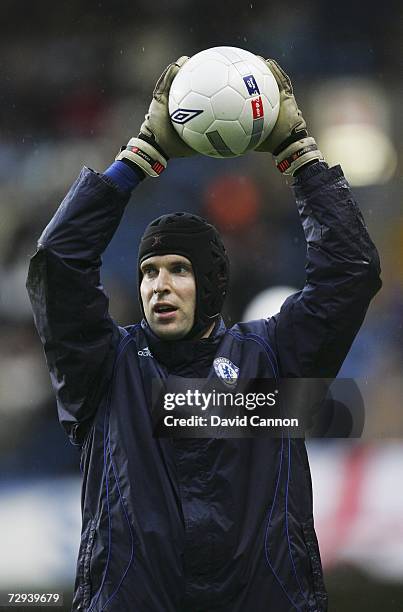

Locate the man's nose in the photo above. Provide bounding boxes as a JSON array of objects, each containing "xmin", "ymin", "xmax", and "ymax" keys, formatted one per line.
[{"xmin": 153, "ymin": 269, "xmax": 170, "ymax": 294}]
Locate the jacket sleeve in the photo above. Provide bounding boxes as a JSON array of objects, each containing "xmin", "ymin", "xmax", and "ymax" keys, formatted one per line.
[
  {"xmin": 26, "ymin": 167, "xmax": 132, "ymax": 443},
  {"xmin": 265, "ymin": 163, "xmax": 382, "ymax": 378}
]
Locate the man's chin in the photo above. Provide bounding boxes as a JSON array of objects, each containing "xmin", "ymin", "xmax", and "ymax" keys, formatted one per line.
[{"xmin": 149, "ymin": 321, "xmax": 191, "ymax": 341}]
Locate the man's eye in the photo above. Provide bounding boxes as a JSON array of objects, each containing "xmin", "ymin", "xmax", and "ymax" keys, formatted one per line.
[
  {"xmin": 143, "ymin": 268, "xmax": 157, "ymax": 277},
  {"xmin": 173, "ymin": 265, "xmax": 189, "ymax": 274}
]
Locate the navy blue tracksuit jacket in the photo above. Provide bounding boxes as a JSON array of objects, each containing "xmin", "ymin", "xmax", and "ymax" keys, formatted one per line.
[{"xmin": 27, "ymin": 162, "xmax": 381, "ymax": 611}]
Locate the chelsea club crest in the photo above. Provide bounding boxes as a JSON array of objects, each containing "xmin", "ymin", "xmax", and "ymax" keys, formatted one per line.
[{"xmin": 213, "ymin": 357, "xmax": 239, "ymax": 387}]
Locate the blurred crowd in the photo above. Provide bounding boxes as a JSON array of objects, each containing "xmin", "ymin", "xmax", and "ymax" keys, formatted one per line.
[{"xmin": 0, "ymin": 0, "xmax": 402, "ymax": 476}]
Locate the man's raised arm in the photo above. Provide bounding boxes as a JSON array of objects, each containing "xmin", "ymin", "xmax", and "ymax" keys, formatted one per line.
[
  {"xmin": 271, "ymin": 161, "xmax": 381, "ymax": 377},
  {"xmin": 26, "ymin": 168, "xmax": 135, "ymax": 443},
  {"xmin": 256, "ymin": 60, "xmax": 381, "ymax": 377},
  {"xmin": 26, "ymin": 56, "xmax": 195, "ymax": 444}
]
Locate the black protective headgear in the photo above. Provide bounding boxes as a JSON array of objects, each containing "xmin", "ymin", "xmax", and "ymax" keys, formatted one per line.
[{"xmin": 138, "ymin": 212, "xmax": 229, "ymax": 339}]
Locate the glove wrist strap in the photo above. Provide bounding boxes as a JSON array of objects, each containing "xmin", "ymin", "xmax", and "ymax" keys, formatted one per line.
[
  {"xmin": 275, "ymin": 136, "xmax": 324, "ymax": 176},
  {"xmin": 116, "ymin": 137, "xmax": 167, "ymax": 178}
]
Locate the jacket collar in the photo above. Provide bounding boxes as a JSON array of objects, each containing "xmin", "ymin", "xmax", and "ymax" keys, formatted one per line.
[{"xmin": 141, "ymin": 317, "xmax": 226, "ymax": 372}]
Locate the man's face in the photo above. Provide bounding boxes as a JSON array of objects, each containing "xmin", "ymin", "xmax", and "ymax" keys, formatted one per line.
[{"xmin": 140, "ymin": 254, "xmax": 196, "ymax": 340}]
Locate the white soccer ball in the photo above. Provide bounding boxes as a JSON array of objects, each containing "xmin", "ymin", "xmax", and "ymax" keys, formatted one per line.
[{"xmin": 169, "ymin": 46, "xmax": 280, "ymax": 158}]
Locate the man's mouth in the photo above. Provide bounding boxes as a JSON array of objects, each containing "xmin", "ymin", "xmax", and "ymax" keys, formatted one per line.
[
  {"xmin": 153, "ymin": 303, "xmax": 178, "ymax": 313},
  {"xmin": 153, "ymin": 303, "xmax": 178, "ymax": 320}
]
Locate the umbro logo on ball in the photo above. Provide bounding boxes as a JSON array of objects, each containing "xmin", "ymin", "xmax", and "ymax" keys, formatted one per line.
[{"xmin": 170, "ymin": 108, "xmax": 204, "ymax": 124}]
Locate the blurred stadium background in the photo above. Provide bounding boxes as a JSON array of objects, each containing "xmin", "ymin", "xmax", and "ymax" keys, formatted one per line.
[{"xmin": 0, "ymin": 1, "xmax": 402, "ymax": 610}]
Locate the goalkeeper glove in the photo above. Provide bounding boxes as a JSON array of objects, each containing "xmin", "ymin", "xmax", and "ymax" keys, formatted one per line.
[
  {"xmin": 116, "ymin": 56, "xmax": 196, "ymax": 178},
  {"xmin": 255, "ymin": 59, "xmax": 324, "ymax": 176}
]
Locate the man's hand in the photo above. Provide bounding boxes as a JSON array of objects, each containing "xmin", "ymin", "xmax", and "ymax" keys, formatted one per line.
[
  {"xmin": 255, "ymin": 59, "xmax": 324, "ymax": 175},
  {"xmin": 117, "ymin": 56, "xmax": 196, "ymax": 178}
]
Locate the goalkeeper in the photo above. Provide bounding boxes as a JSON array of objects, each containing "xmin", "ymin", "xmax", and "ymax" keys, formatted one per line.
[{"xmin": 27, "ymin": 57, "xmax": 381, "ymax": 612}]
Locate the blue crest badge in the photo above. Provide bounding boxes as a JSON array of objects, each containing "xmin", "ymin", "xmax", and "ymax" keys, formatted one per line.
[{"xmin": 213, "ymin": 357, "xmax": 239, "ymax": 387}]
